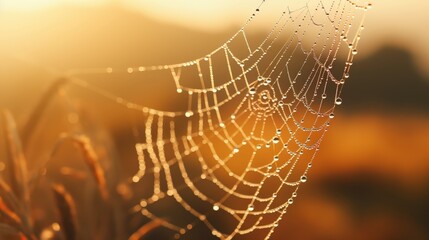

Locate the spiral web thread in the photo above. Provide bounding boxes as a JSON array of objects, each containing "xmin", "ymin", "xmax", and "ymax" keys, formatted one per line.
[{"xmin": 68, "ymin": 0, "xmax": 371, "ymax": 239}]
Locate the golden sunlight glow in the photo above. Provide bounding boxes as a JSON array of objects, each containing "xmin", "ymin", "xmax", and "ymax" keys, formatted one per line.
[
  {"xmin": 0, "ymin": 0, "xmax": 106, "ymax": 10},
  {"xmin": 1, "ymin": 1, "xmax": 429, "ymax": 239},
  {"xmin": 2, "ymin": 0, "xmax": 429, "ymax": 74}
]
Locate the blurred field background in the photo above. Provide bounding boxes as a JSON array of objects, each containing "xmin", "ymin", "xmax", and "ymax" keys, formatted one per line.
[{"xmin": 1, "ymin": 0, "xmax": 429, "ymax": 239}]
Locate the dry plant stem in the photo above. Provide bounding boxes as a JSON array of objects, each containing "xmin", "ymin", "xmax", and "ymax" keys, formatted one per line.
[
  {"xmin": 0, "ymin": 223, "xmax": 23, "ymax": 239},
  {"xmin": 59, "ymin": 167, "xmax": 87, "ymax": 180},
  {"xmin": 0, "ymin": 198, "xmax": 24, "ymax": 233},
  {"xmin": 51, "ymin": 184, "xmax": 77, "ymax": 240},
  {"xmin": 69, "ymin": 135, "xmax": 109, "ymax": 201},
  {"xmin": 0, "ymin": 180, "xmax": 34, "ymax": 239},
  {"xmin": 30, "ymin": 133, "xmax": 120, "ymax": 239},
  {"xmin": 36, "ymin": 134, "xmax": 109, "ymax": 202},
  {"xmin": 1, "ymin": 94, "xmax": 126, "ymax": 239},
  {"xmin": 21, "ymin": 77, "xmax": 69, "ymax": 151},
  {"xmin": 128, "ymin": 219, "xmax": 162, "ymax": 240},
  {"xmin": 1, "ymin": 110, "xmax": 32, "ymax": 234},
  {"xmin": 0, "ymin": 180, "xmax": 31, "ymax": 233},
  {"xmin": 1, "ymin": 111, "xmax": 30, "ymax": 212}
]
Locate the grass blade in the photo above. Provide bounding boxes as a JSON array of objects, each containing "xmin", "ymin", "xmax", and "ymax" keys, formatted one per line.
[
  {"xmin": 128, "ymin": 220, "xmax": 162, "ymax": 240},
  {"xmin": 51, "ymin": 184, "xmax": 77, "ymax": 240},
  {"xmin": 70, "ymin": 135, "xmax": 109, "ymax": 201},
  {"xmin": 0, "ymin": 223, "xmax": 20, "ymax": 238},
  {"xmin": 0, "ymin": 180, "xmax": 31, "ymax": 231},
  {"xmin": 1, "ymin": 110, "xmax": 30, "ymax": 212}
]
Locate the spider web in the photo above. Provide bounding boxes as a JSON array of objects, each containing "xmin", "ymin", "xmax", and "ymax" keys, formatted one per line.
[{"xmin": 67, "ymin": 0, "xmax": 371, "ymax": 239}]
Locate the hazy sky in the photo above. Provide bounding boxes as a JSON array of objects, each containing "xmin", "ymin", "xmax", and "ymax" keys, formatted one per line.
[
  {"xmin": 128, "ymin": 0, "xmax": 429, "ymax": 75},
  {"xmin": 1, "ymin": 0, "xmax": 429, "ymax": 75}
]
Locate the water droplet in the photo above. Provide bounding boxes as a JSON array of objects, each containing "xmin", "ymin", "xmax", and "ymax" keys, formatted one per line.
[
  {"xmin": 52, "ymin": 223, "xmax": 61, "ymax": 231},
  {"xmin": 276, "ymin": 129, "xmax": 282, "ymax": 135},
  {"xmin": 273, "ymin": 155, "xmax": 279, "ymax": 161},
  {"xmin": 233, "ymin": 147, "xmax": 239, "ymax": 153},
  {"xmin": 185, "ymin": 111, "xmax": 193, "ymax": 118},
  {"xmin": 213, "ymin": 205, "xmax": 220, "ymax": 211},
  {"xmin": 335, "ymin": 97, "xmax": 343, "ymax": 105},
  {"xmin": 352, "ymin": 49, "xmax": 358, "ymax": 55},
  {"xmin": 272, "ymin": 193, "xmax": 277, "ymax": 198},
  {"xmin": 212, "ymin": 230, "xmax": 220, "ymax": 236},
  {"xmin": 177, "ymin": 88, "xmax": 183, "ymax": 93},
  {"xmin": 249, "ymin": 88, "xmax": 256, "ymax": 95},
  {"xmin": 329, "ymin": 113, "xmax": 335, "ymax": 119},
  {"xmin": 272, "ymin": 137, "xmax": 280, "ymax": 144},
  {"xmin": 322, "ymin": 93, "xmax": 327, "ymax": 99},
  {"xmin": 300, "ymin": 175, "xmax": 308, "ymax": 183},
  {"xmin": 267, "ymin": 164, "xmax": 273, "ymax": 170},
  {"xmin": 132, "ymin": 176, "xmax": 140, "ymax": 183},
  {"xmin": 257, "ymin": 76, "xmax": 264, "ymax": 81},
  {"xmin": 248, "ymin": 204, "xmax": 255, "ymax": 211},
  {"xmin": 256, "ymin": 144, "xmax": 262, "ymax": 150},
  {"xmin": 288, "ymin": 198, "xmax": 294, "ymax": 204}
]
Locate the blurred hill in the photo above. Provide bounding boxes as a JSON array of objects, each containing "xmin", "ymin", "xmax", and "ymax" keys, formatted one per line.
[
  {"xmin": 342, "ymin": 47, "xmax": 429, "ymax": 113},
  {"xmin": 1, "ymin": 5, "xmax": 429, "ymax": 114},
  {"xmin": 0, "ymin": 5, "xmax": 232, "ymax": 70},
  {"xmin": 0, "ymin": 5, "xmax": 231, "ymax": 126},
  {"xmin": 1, "ymin": 5, "xmax": 429, "ymax": 120}
]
